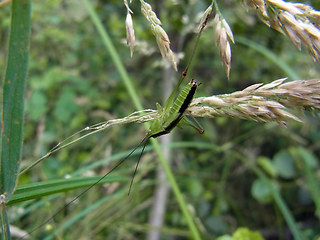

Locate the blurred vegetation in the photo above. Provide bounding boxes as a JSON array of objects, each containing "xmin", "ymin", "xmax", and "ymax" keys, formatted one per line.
[{"xmin": 1, "ymin": 0, "xmax": 320, "ymax": 239}]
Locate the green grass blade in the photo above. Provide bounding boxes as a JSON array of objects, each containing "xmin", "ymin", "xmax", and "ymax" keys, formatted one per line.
[
  {"xmin": 43, "ymin": 190, "xmax": 124, "ymax": 240},
  {"xmin": 0, "ymin": 1, "xmax": 31, "ymax": 239},
  {"xmin": 0, "ymin": 0, "xmax": 31, "ymax": 200},
  {"xmin": 7, "ymin": 176, "xmax": 127, "ymax": 205},
  {"xmin": 236, "ymin": 37, "xmax": 301, "ymax": 81},
  {"xmin": 9, "ymin": 141, "xmax": 218, "ymax": 239},
  {"xmin": 271, "ymin": 188, "xmax": 303, "ymax": 240}
]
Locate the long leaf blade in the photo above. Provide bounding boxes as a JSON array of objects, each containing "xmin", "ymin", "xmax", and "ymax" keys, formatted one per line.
[
  {"xmin": 7, "ymin": 176, "xmax": 127, "ymax": 205},
  {"xmin": 0, "ymin": 0, "xmax": 31, "ymax": 200}
]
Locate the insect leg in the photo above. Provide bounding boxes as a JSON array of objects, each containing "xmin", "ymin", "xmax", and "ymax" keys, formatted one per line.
[
  {"xmin": 128, "ymin": 137, "xmax": 149, "ymax": 195},
  {"xmin": 186, "ymin": 116, "xmax": 205, "ymax": 134}
]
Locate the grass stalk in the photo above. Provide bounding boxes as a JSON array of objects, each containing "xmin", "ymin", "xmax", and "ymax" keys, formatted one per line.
[
  {"xmin": 1, "ymin": 0, "xmax": 31, "ymax": 238},
  {"xmin": 82, "ymin": 0, "xmax": 201, "ymax": 238}
]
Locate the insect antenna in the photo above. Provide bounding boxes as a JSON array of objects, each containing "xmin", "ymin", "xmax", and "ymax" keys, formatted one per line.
[
  {"xmin": 128, "ymin": 137, "xmax": 149, "ymax": 195},
  {"xmin": 18, "ymin": 134, "xmax": 150, "ymax": 239}
]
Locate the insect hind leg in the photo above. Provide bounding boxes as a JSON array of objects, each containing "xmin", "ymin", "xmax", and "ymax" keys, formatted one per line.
[{"xmin": 128, "ymin": 138, "xmax": 149, "ymax": 195}]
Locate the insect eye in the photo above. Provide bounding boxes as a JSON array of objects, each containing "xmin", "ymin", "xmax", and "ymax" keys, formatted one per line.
[{"xmin": 191, "ymin": 80, "xmax": 201, "ymax": 87}]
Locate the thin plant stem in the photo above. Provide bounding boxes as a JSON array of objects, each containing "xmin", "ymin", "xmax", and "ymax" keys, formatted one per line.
[
  {"xmin": 1, "ymin": 195, "xmax": 10, "ymax": 240},
  {"xmin": 82, "ymin": 0, "xmax": 201, "ymax": 239},
  {"xmin": 147, "ymin": 66, "xmax": 174, "ymax": 240}
]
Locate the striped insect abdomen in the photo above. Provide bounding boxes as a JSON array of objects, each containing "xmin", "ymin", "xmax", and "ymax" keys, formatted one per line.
[
  {"xmin": 169, "ymin": 82, "xmax": 193, "ymax": 115},
  {"xmin": 149, "ymin": 80, "xmax": 200, "ymax": 139},
  {"xmin": 163, "ymin": 80, "xmax": 200, "ymax": 132}
]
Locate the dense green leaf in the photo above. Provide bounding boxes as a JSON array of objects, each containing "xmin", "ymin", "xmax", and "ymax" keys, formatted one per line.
[
  {"xmin": 251, "ymin": 178, "xmax": 273, "ymax": 204},
  {"xmin": 273, "ymin": 151, "xmax": 296, "ymax": 179},
  {"xmin": 232, "ymin": 227, "xmax": 265, "ymax": 240}
]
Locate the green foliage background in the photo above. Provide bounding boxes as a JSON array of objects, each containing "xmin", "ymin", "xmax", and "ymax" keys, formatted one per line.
[{"xmin": 1, "ymin": 0, "xmax": 320, "ymax": 239}]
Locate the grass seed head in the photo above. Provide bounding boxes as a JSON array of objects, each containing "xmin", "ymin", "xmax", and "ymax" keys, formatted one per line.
[
  {"xmin": 266, "ymin": 0, "xmax": 303, "ymax": 15},
  {"xmin": 213, "ymin": 14, "xmax": 234, "ymax": 79},
  {"xmin": 140, "ymin": 0, "xmax": 176, "ymax": 70},
  {"xmin": 125, "ymin": 12, "xmax": 135, "ymax": 57},
  {"xmin": 222, "ymin": 19, "xmax": 235, "ymax": 43},
  {"xmin": 189, "ymin": 79, "xmax": 320, "ymax": 124},
  {"xmin": 246, "ymin": 0, "xmax": 320, "ymax": 61}
]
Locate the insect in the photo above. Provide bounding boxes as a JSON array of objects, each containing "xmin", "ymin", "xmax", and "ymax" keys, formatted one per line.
[
  {"xmin": 86, "ymin": 78, "xmax": 204, "ymax": 195},
  {"xmin": 78, "ymin": 78, "xmax": 203, "ymax": 197},
  {"xmin": 127, "ymin": 79, "xmax": 203, "ymax": 193}
]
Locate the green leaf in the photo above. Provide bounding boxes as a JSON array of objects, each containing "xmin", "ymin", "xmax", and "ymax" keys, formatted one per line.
[
  {"xmin": 251, "ymin": 178, "xmax": 273, "ymax": 204},
  {"xmin": 0, "ymin": 0, "xmax": 31, "ymax": 201},
  {"xmin": 0, "ymin": 1, "xmax": 31, "ymax": 238},
  {"xmin": 257, "ymin": 156, "xmax": 276, "ymax": 178},
  {"xmin": 273, "ymin": 150, "xmax": 296, "ymax": 179},
  {"xmin": 296, "ymin": 147, "xmax": 317, "ymax": 169},
  {"xmin": 233, "ymin": 227, "xmax": 265, "ymax": 240},
  {"xmin": 205, "ymin": 216, "xmax": 227, "ymax": 234}
]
